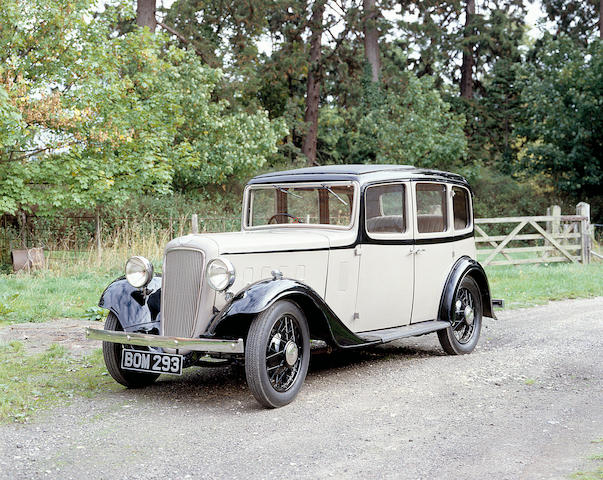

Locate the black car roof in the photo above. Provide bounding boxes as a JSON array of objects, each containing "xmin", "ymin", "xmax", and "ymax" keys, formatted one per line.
[{"xmin": 248, "ymin": 164, "xmax": 470, "ymax": 188}]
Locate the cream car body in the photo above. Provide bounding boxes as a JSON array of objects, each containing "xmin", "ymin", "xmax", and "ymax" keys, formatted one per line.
[{"xmin": 88, "ymin": 165, "xmax": 497, "ymax": 408}]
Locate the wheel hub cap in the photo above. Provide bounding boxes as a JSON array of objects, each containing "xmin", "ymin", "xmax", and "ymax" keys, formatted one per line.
[
  {"xmin": 284, "ymin": 341, "xmax": 299, "ymax": 367},
  {"xmin": 464, "ymin": 305, "xmax": 474, "ymax": 325}
]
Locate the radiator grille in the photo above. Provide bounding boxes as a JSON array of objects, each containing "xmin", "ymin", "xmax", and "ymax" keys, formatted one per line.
[{"xmin": 161, "ymin": 249, "xmax": 205, "ymax": 338}]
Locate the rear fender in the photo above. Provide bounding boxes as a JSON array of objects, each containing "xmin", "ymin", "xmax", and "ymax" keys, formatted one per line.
[
  {"xmin": 207, "ymin": 278, "xmax": 373, "ymax": 349},
  {"xmin": 98, "ymin": 276, "xmax": 162, "ymax": 332},
  {"xmin": 438, "ymin": 257, "xmax": 495, "ymax": 321}
]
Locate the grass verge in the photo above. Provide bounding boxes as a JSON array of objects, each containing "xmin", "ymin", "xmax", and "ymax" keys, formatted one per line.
[
  {"xmin": 0, "ymin": 341, "xmax": 120, "ymax": 423},
  {"xmin": 0, "ymin": 271, "xmax": 115, "ymax": 323},
  {"xmin": 485, "ymin": 262, "xmax": 603, "ymax": 309},
  {"xmin": 0, "ymin": 258, "xmax": 601, "ymax": 324}
]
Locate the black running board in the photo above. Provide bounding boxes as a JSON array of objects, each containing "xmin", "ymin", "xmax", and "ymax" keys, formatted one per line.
[{"xmin": 356, "ymin": 320, "xmax": 450, "ymax": 344}]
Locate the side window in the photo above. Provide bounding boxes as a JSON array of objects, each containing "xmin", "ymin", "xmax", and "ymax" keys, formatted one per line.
[
  {"xmin": 452, "ymin": 186, "xmax": 471, "ymax": 230},
  {"xmin": 416, "ymin": 183, "xmax": 448, "ymax": 233},
  {"xmin": 365, "ymin": 184, "xmax": 406, "ymax": 234}
]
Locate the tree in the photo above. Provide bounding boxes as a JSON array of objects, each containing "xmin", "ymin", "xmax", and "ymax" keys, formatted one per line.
[
  {"xmin": 516, "ymin": 35, "xmax": 602, "ymax": 217},
  {"xmin": 460, "ymin": 0, "xmax": 475, "ymax": 98},
  {"xmin": 363, "ymin": 0, "xmax": 381, "ymax": 82},
  {"xmin": 317, "ymin": 45, "xmax": 467, "ymax": 169},
  {"xmin": 395, "ymin": 0, "xmax": 461, "ymax": 85},
  {"xmin": 0, "ymin": 0, "xmax": 285, "ymax": 215},
  {"xmin": 137, "ymin": 0, "xmax": 156, "ymax": 31},
  {"xmin": 540, "ymin": 0, "xmax": 600, "ymax": 44},
  {"xmin": 301, "ymin": 0, "xmax": 327, "ymax": 166}
]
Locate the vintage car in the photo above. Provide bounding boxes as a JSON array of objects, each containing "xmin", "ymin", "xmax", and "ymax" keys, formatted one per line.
[{"xmin": 87, "ymin": 165, "xmax": 498, "ymax": 408}]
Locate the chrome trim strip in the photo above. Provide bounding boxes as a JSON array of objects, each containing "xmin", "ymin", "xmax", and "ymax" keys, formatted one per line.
[{"xmin": 86, "ymin": 327, "xmax": 244, "ymax": 354}]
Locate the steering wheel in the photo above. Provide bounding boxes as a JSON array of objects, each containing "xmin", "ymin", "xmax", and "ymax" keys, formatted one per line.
[{"xmin": 267, "ymin": 213, "xmax": 303, "ymax": 224}]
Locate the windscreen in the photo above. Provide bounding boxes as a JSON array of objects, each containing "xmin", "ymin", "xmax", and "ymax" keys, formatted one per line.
[{"xmin": 247, "ymin": 184, "xmax": 355, "ymax": 227}]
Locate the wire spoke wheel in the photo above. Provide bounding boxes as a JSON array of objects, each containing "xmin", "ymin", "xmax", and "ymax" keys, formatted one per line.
[
  {"xmin": 438, "ymin": 276, "xmax": 483, "ymax": 355},
  {"xmin": 265, "ymin": 314, "xmax": 303, "ymax": 392},
  {"xmin": 245, "ymin": 300, "xmax": 310, "ymax": 408},
  {"xmin": 451, "ymin": 287, "xmax": 476, "ymax": 344}
]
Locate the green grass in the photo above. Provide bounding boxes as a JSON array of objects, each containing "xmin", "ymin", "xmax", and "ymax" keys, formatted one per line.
[
  {"xmin": 485, "ymin": 262, "xmax": 603, "ymax": 309},
  {"xmin": 0, "ymin": 270, "xmax": 118, "ymax": 323},
  {"xmin": 0, "ymin": 258, "xmax": 601, "ymax": 324},
  {"xmin": 0, "ymin": 341, "xmax": 120, "ymax": 423},
  {"xmin": 570, "ymin": 468, "xmax": 603, "ymax": 480}
]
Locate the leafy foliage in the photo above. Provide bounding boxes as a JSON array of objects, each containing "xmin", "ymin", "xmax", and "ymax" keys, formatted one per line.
[
  {"xmin": 1, "ymin": 0, "xmax": 601, "ymax": 226},
  {"xmin": 541, "ymin": 0, "xmax": 600, "ymax": 45},
  {"xmin": 516, "ymin": 35, "xmax": 602, "ymax": 210},
  {"xmin": 0, "ymin": 0, "xmax": 284, "ymax": 215},
  {"xmin": 318, "ymin": 68, "xmax": 467, "ymax": 168}
]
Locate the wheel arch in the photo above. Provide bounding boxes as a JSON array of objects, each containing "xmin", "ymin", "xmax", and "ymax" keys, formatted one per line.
[
  {"xmin": 438, "ymin": 256, "xmax": 495, "ymax": 322},
  {"xmin": 99, "ymin": 276, "xmax": 162, "ymax": 332}
]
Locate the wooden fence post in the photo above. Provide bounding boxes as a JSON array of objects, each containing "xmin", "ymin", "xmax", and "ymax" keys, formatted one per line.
[
  {"xmin": 95, "ymin": 208, "xmax": 102, "ymax": 263},
  {"xmin": 191, "ymin": 214, "xmax": 199, "ymax": 234},
  {"xmin": 576, "ymin": 202, "xmax": 590, "ymax": 264},
  {"xmin": 20, "ymin": 212, "xmax": 27, "ymax": 248},
  {"xmin": 545, "ymin": 205, "xmax": 561, "ymax": 256}
]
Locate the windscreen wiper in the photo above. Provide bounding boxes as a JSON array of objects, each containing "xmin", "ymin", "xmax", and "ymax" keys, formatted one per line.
[
  {"xmin": 321, "ymin": 185, "xmax": 348, "ymax": 206},
  {"xmin": 276, "ymin": 186, "xmax": 302, "ymax": 199}
]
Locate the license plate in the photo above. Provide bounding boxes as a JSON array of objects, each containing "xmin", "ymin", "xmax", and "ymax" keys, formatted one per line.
[{"xmin": 121, "ymin": 349, "xmax": 183, "ymax": 375}]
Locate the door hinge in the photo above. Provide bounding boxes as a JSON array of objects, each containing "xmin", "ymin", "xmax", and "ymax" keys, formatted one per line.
[
  {"xmin": 353, "ymin": 312, "xmax": 360, "ymax": 320},
  {"xmin": 354, "ymin": 245, "xmax": 362, "ymax": 256}
]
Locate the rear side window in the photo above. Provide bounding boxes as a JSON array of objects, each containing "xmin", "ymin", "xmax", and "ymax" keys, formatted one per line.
[
  {"xmin": 365, "ymin": 184, "xmax": 406, "ymax": 234},
  {"xmin": 452, "ymin": 186, "xmax": 471, "ymax": 230},
  {"xmin": 416, "ymin": 183, "xmax": 447, "ymax": 233}
]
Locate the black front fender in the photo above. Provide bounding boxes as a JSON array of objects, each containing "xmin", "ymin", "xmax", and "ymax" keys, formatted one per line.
[
  {"xmin": 207, "ymin": 278, "xmax": 375, "ymax": 349},
  {"xmin": 98, "ymin": 276, "xmax": 162, "ymax": 332},
  {"xmin": 438, "ymin": 256, "xmax": 495, "ymax": 322}
]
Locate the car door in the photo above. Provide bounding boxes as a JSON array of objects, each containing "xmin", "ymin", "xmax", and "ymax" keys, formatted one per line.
[
  {"xmin": 352, "ymin": 182, "xmax": 414, "ymax": 332},
  {"xmin": 411, "ymin": 182, "xmax": 455, "ymax": 323}
]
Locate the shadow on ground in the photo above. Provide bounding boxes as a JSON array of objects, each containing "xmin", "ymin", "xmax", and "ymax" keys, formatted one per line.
[{"xmin": 107, "ymin": 337, "xmax": 444, "ymax": 409}]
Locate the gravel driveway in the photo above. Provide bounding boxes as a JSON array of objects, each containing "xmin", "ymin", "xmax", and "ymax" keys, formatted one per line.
[{"xmin": 1, "ymin": 297, "xmax": 602, "ymax": 480}]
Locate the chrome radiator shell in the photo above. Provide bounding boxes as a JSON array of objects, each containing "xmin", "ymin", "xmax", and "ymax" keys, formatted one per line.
[{"xmin": 160, "ymin": 248, "xmax": 206, "ymax": 338}]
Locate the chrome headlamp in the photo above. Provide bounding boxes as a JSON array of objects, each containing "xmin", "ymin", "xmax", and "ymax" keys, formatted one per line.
[
  {"xmin": 125, "ymin": 256, "xmax": 154, "ymax": 289},
  {"xmin": 206, "ymin": 257, "xmax": 236, "ymax": 292}
]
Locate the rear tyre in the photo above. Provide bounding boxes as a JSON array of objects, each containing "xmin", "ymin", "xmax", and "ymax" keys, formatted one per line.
[
  {"xmin": 245, "ymin": 300, "xmax": 310, "ymax": 408},
  {"xmin": 102, "ymin": 312, "xmax": 160, "ymax": 388},
  {"xmin": 438, "ymin": 276, "xmax": 482, "ymax": 355}
]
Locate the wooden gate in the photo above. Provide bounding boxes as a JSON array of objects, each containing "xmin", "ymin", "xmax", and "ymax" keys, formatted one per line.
[{"xmin": 475, "ymin": 203, "xmax": 591, "ymax": 266}]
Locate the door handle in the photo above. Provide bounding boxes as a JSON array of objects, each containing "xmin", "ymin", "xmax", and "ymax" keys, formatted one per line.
[{"xmin": 408, "ymin": 247, "xmax": 426, "ymax": 255}]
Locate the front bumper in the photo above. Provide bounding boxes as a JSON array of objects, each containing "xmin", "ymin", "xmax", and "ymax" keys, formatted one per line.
[{"xmin": 85, "ymin": 327, "xmax": 244, "ymax": 354}]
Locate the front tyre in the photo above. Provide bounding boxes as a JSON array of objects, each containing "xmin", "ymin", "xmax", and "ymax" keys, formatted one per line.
[
  {"xmin": 102, "ymin": 312, "xmax": 160, "ymax": 388},
  {"xmin": 245, "ymin": 300, "xmax": 310, "ymax": 408},
  {"xmin": 438, "ymin": 276, "xmax": 482, "ymax": 355}
]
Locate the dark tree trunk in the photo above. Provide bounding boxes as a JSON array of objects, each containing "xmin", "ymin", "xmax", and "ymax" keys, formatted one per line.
[
  {"xmin": 301, "ymin": 0, "xmax": 326, "ymax": 166},
  {"xmin": 137, "ymin": 0, "xmax": 156, "ymax": 32},
  {"xmin": 460, "ymin": 0, "xmax": 475, "ymax": 98},
  {"xmin": 363, "ymin": 0, "xmax": 381, "ymax": 82}
]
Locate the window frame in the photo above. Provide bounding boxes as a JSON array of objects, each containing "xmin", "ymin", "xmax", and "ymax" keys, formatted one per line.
[
  {"xmin": 412, "ymin": 181, "xmax": 453, "ymax": 239},
  {"xmin": 242, "ymin": 181, "xmax": 359, "ymax": 231},
  {"xmin": 363, "ymin": 182, "xmax": 412, "ymax": 241},
  {"xmin": 451, "ymin": 185, "xmax": 473, "ymax": 234}
]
